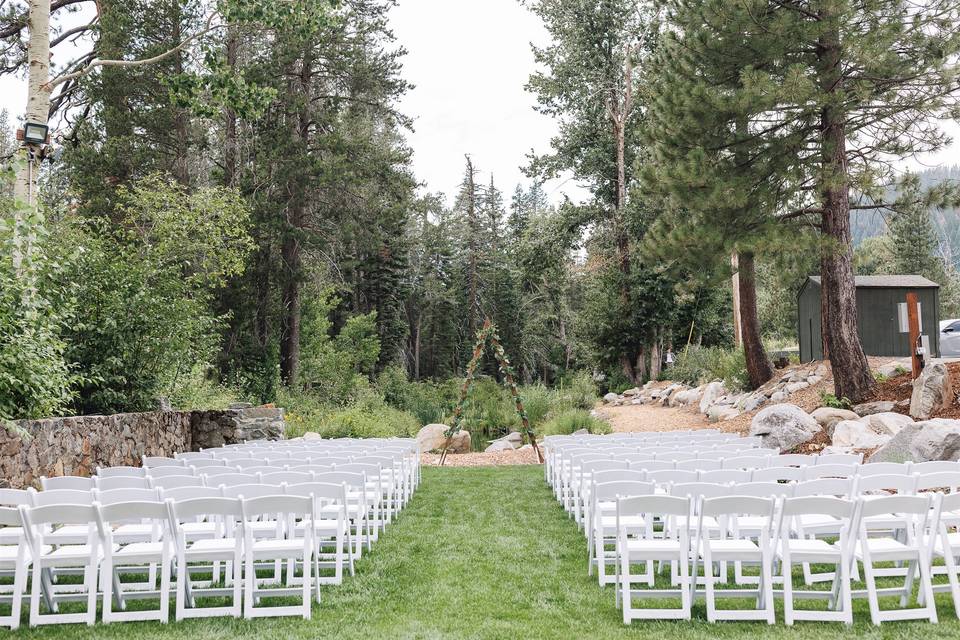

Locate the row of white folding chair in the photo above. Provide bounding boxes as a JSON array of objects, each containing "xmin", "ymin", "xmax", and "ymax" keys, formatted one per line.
[
  {"xmin": 616, "ymin": 491, "xmax": 955, "ymax": 626},
  {"xmin": 549, "ymin": 447, "xmax": 775, "ymax": 502},
  {"xmin": 558, "ymin": 453, "xmax": 796, "ymax": 516},
  {"xmin": 42, "ymin": 469, "xmax": 387, "ymax": 555},
  {"xmin": 0, "ymin": 490, "xmax": 344, "ymax": 627}
]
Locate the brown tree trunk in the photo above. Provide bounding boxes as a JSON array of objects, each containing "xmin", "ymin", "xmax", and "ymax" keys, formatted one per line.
[
  {"xmin": 737, "ymin": 251, "xmax": 774, "ymax": 389},
  {"xmin": 817, "ymin": 17, "xmax": 874, "ymax": 402},
  {"xmin": 279, "ymin": 49, "xmax": 313, "ymax": 386},
  {"xmin": 649, "ymin": 329, "xmax": 662, "ymax": 382}
]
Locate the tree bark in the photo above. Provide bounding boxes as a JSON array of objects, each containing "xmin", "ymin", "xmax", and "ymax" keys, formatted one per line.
[
  {"xmin": 279, "ymin": 49, "xmax": 313, "ymax": 386},
  {"xmin": 817, "ymin": 16, "xmax": 874, "ymax": 402},
  {"xmin": 12, "ymin": 0, "xmax": 51, "ymax": 276},
  {"xmin": 737, "ymin": 251, "xmax": 774, "ymax": 389},
  {"xmin": 413, "ymin": 314, "xmax": 421, "ymax": 381}
]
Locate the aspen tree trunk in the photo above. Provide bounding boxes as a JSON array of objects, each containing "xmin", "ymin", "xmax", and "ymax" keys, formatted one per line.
[
  {"xmin": 12, "ymin": 0, "xmax": 51, "ymax": 276},
  {"xmin": 817, "ymin": 15, "xmax": 874, "ymax": 402}
]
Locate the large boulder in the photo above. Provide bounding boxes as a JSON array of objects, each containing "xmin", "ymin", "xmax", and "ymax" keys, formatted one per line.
[
  {"xmin": 699, "ymin": 381, "xmax": 726, "ymax": 414},
  {"xmin": 749, "ymin": 404, "xmax": 821, "ymax": 451},
  {"xmin": 910, "ymin": 362, "xmax": 954, "ymax": 420},
  {"xmin": 831, "ymin": 420, "xmax": 891, "ymax": 449},
  {"xmin": 622, "ymin": 387, "xmax": 641, "ymax": 397},
  {"xmin": 416, "ymin": 423, "xmax": 449, "ymax": 452},
  {"xmin": 603, "ymin": 392, "xmax": 620, "ymax": 404},
  {"xmin": 853, "ymin": 401, "xmax": 896, "ymax": 417},
  {"xmin": 447, "ymin": 430, "xmax": 472, "ymax": 454},
  {"xmin": 485, "ymin": 440, "xmax": 515, "ymax": 453},
  {"xmin": 861, "ymin": 412, "xmax": 913, "ymax": 436},
  {"xmin": 870, "ymin": 418, "xmax": 960, "ymax": 463},
  {"xmin": 707, "ymin": 405, "xmax": 740, "ymax": 423},
  {"xmin": 811, "ymin": 407, "xmax": 860, "ymax": 432},
  {"xmin": 672, "ymin": 386, "xmax": 704, "ymax": 407}
]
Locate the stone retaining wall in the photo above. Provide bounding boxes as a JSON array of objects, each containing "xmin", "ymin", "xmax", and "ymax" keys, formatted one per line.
[{"xmin": 2, "ymin": 405, "xmax": 285, "ymax": 489}]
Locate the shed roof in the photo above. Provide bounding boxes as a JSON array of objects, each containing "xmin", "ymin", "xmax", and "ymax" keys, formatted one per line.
[{"xmin": 806, "ymin": 275, "xmax": 939, "ymax": 289}]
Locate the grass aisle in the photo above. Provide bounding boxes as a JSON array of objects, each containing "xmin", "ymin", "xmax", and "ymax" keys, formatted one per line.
[{"xmin": 16, "ymin": 465, "xmax": 960, "ymax": 639}]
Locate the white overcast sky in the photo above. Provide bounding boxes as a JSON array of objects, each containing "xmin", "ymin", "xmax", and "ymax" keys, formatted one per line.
[{"xmin": 0, "ymin": 0, "xmax": 957, "ymax": 204}]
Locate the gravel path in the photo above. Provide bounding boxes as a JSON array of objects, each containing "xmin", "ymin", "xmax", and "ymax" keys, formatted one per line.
[{"xmin": 594, "ymin": 402, "xmax": 713, "ymax": 433}]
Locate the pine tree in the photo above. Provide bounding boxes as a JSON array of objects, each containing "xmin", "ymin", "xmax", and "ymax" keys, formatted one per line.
[{"xmin": 644, "ymin": 0, "xmax": 960, "ymax": 401}]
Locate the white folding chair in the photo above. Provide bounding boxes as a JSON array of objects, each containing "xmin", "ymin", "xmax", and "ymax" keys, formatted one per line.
[
  {"xmin": 617, "ymin": 495, "xmax": 692, "ymax": 622},
  {"xmin": 241, "ymin": 495, "xmax": 316, "ymax": 619},
  {"xmin": 202, "ymin": 473, "xmax": 259, "ymax": 488},
  {"xmin": 95, "ymin": 500, "xmax": 172, "ymax": 623},
  {"xmin": 817, "ymin": 453, "xmax": 863, "ymax": 466},
  {"xmin": 96, "ymin": 476, "xmax": 151, "ymax": 491},
  {"xmin": 151, "ymin": 476, "xmax": 204, "ymax": 491},
  {"xmin": 647, "ymin": 470, "xmax": 698, "ymax": 488},
  {"xmin": 775, "ymin": 496, "xmax": 857, "ymax": 625},
  {"xmin": 285, "ymin": 482, "xmax": 353, "ymax": 584},
  {"xmin": 147, "ymin": 467, "xmax": 195, "ymax": 478},
  {"xmin": 927, "ymin": 491, "xmax": 960, "ymax": 619},
  {"xmin": 751, "ymin": 466, "xmax": 803, "ymax": 483},
  {"xmin": 722, "ymin": 455, "xmax": 770, "ymax": 470},
  {"xmin": 142, "ymin": 457, "xmax": 183, "ymax": 468},
  {"xmin": 858, "ymin": 462, "xmax": 912, "ymax": 477},
  {"xmin": 313, "ymin": 472, "xmax": 371, "ymax": 556},
  {"xmin": 627, "ymin": 459, "xmax": 674, "ymax": 473},
  {"xmin": 96, "ymin": 466, "xmax": 146, "ymax": 478},
  {"xmin": 803, "ymin": 464, "xmax": 858, "ymax": 480},
  {"xmin": 700, "ymin": 469, "xmax": 751, "ymax": 484},
  {"xmin": 677, "ymin": 459, "xmax": 720, "ymax": 472},
  {"xmin": 20, "ymin": 503, "xmax": 100, "ymax": 626},
  {"xmin": 913, "ymin": 461, "xmax": 960, "ymax": 475},
  {"xmin": 773, "ymin": 454, "xmax": 815, "ymax": 467},
  {"xmin": 0, "ymin": 507, "xmax": 29, "ymax": 629},
  {"xmin": 40, "ymin": 476, "xmax": 94, "ymax": 492},
  {"xmin": 0, "ymin": 490, "xmax": 34, "ymax": 548},
  {"xmin": 852, "ymin": 494, "xmax": 937, "ymax": 625},
  {"xmin": 692, "ymin": 495, "xmax": 776, "ymax": 623},
  {"xmin": 260, "ymin": 471, "xmax": 314, "ymax": 486},
  {"xmin": 588, "ymin": 481, "xmax": 655, "ymax": 585},
  {"xmin": 167, "ymin": 497, "xmax": 243, "ymax": 620}
]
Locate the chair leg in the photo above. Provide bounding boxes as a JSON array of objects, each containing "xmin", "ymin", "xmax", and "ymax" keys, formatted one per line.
[
  {"xmin": 782, "ymin": 555, "xmax": 795, "ymax": 626},
  {"xmin": 102, "ymin": 556, "xmax": 115, "ymax": 623},
  {"xmin": 83, "ymin": 560, "xmax": 97, "ymax": 626},
  {"xmin": 917, "ymin": 552, "xmax": 938, "ymax": 623},
  {"xmin": 621, "ymin": 547, "xmax": 632, "ymax": 624},
  {"xmin": 761, "ymin": 552, "xmax": 775, "ymax": 624},
  {"xmin": 160, "ymin": 549, "xmax": 171, "ymax": 623},
  {"xmin": 861, "ymin": 557, "xmax": 882, "ymax": 626},
  {"xmin": 9, "ymin": 555, "xmax": 26, "ymax": 630}
]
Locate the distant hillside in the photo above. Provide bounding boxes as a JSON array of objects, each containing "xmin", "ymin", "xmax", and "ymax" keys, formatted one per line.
[{"xmin": 852, "ymin": 166, "xmax": 960, "ymax": 267}]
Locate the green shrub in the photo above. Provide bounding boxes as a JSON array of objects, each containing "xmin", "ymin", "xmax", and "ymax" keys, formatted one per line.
[
  {"xmin": 167, "ymin": 367, "xmax": 245, "ymax": 411},
  {"xmin": 559, "ymin": 371, "xmax": 599, "ymax": 411},
  {"xmin": 281, "ymin": 387, "xmax": 420, "ymax": 439},
  {"xmin": 541, "ymin": 409, "xmax": 611, "ymax": 436},
  {"xmin": 377, "ymin": 365, "xmax": 458, "ymax": 426},
  {"xmin": 819, "ymin": 392, "xmax": 852, "ymax": 410},
  {"xmin": 667, "ymin": 346, "xmax": 749, "ymax": 392}
]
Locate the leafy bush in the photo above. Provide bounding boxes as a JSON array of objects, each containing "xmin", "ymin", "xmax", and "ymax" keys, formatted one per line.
[
  {"xmin": 299, "ymin": 290, "xmax": 381, "ymax": 406},
  {"xmin": 167, "ymin": 366, "xmax": 245, "ymax": 411},
  {"xmin": 51, "ymin": 174, "xmax": 253, "ymax": 414},
  {"xmin": 0, "ymin": 170, "xmax": 78, "ymax": 420},
  {"xmin": 377, "ymin": 365, "xmax": 458, "ymax": 426},
  {"xmin": 666, "ymin": 346, "xmax": 749, "ymax": 392},
  {"xmin": 281, "ymin": 388, "xmax": 420, "ymax": 439},
  {"xmin": 557, "ymin": 371, "xmax": 599, "ymax": 410},
  {"xmin": 541, "ymin": 409, "xmax": 611, "ymax": 436}
]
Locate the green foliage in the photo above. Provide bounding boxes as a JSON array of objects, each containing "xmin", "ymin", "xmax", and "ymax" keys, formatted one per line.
[
  {"xmin": 376, "ymin": 365, "xmax": 459, "ymax": 426},
  {"xmin": 52, "ymin": 175, "xmax": 253, "ymax": 414},
  {"xmin": 299, "ymin": 290, "xmax": 381, "ymax": 405},
  {"xmin": 819, "ymin": 392, "xmax": 853, "ymax": 411},
  {"xmin": 0, "ymin": 170, "xmax": 77, "ymax": 420},
  {"xmin": 280, "ymin": 388, "xmax": 419, "ymax": 440},
  {"xmin": 541, "ymin": 409, "xmax": 611, "ymax": 436},
  {"xmin": 667, "ymin": 346, "xmax": 749, "ymax": 392}
]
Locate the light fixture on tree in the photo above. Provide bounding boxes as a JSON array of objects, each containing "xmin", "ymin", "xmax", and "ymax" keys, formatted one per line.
[{"xmin": 19, "ymin": 121, "xmax": 49, "ymax": 146}]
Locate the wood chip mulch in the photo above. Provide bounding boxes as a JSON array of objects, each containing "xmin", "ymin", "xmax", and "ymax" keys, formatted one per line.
[{"xmin": 863, "ymin": 361, "xmax": 960, "ymax": 420}]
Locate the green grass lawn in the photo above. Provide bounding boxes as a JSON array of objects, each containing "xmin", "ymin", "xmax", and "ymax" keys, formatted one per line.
[{"xmin": 12, "ymin": 465, "xmax": 960, "ymax": 639}]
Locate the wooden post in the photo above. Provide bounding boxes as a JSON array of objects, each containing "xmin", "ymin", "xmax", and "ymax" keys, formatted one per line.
[{"xmin": 907, "ymin": 291, "xmax": 921, "ymax": 379}]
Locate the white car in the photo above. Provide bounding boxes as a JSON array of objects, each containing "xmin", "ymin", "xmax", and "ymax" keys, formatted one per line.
[{"xmin": 940, "ymin": 319, "xmax": 960, "ymax": 357}]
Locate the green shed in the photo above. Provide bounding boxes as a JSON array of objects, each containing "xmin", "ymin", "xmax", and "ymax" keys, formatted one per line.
[{"xmin": 797, "ymin": 275, "xmax": 940, "ymax": 362}]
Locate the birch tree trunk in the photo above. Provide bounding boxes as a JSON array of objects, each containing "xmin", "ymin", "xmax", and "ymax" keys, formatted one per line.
[{"xmin": 12, "ymin": 0, "xmax": 51, "ymax": 276}]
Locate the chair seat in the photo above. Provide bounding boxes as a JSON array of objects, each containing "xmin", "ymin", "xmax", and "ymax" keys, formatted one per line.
[
  {"xmin": 250, "ymin": 539, "xmax": 308, "ymax": 557},
  {"xmin": 113, "ymin": 523, "xmax": 156, "ymax": 542},
  {"xmin": 115, "ymin": 541, "xmax": 165, "ymax": 559},
  {"xmin": 181, "ymin": 521, "xmax": 218, "ymax": 538},
  {"xmin": 623, "ymin": 539, "xmax": 683, "ymax": 560},
  {"xmin": 0, "ymin": 527, "xmax": 25, "ymax": 545},
  {"xmin": 851, "ymin": 537, "xmax": 915, "ymax": 560},
  {"xmin": 598, "ymin": 515, "xmax": 645, "ymax": 531},
  {"xmin": 699, "ymin": 539, "xmax": 760, "ymax": 557},
  {"xmin": 41, "ymin": 544, "xmax": 109, "ymax": 565},
  {"xmin": 185, "ymin": 538, "xmax": 239, "ymax": 558},
  {"xmin": 777, "ymin": 538, "xmax": 842, "ymax": 561},
  {"xmin": 931, "ymin": 531, "xmax": 960, "ymax": 555},
  {"xmin": 45, "ymin": 524, "xmax": 92, "ymax": 544},
  {"xmin": 294, "ymin": 519, "xmax": 342, "ymax": 534}
]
